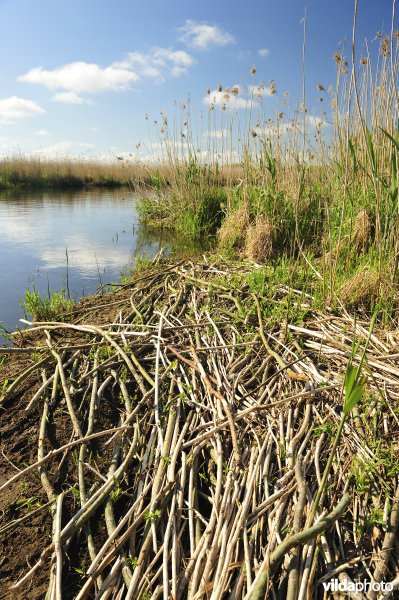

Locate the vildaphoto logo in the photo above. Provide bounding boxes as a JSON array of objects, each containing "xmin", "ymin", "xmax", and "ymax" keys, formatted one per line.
[{"xmin": 322, "ymin": 579, "xmax": 393, "ymax": 593}]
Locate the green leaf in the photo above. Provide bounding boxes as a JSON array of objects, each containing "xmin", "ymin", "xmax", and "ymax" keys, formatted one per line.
[
  {"xmin": 379, "ymin": 127, "xmax": 399, "ymax": 152},
  {"xmin": 343, "ymin": 378, "xmax": 367, "ymax": 414},
  {"xmin": 348, "ymin": 139, "xmax": 358, "ymax": 174},
  {"xmin": 344, "ymin": 363, "xmax": 358, "ymax": 401},
  {"xmin": 366, "ymin": 127, "xmax": 377, "ymax": 174}
]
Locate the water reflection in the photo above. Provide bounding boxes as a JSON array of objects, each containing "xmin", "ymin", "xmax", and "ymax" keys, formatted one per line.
[{"xmin": 0, "ymin": 188, "xmax": 198, "ymax": 336}]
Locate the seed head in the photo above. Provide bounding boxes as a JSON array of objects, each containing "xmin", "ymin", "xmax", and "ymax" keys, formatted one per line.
[
  {"xmin": 360, "ymin": 57, "xmax": 368, "ymax": 65},
  {"xmin": 333, "ymin": 52, "xmax": 341, "ymax": 65},
  {"xmin": 317, "ymin": 83, "xmax": 326, "ymax": 92},
  {"xmin": 217, "ymin": 84, "xmax": 223, "ymax": 92},
  {"xmin": 231, "ymin": 85, "xmax": 239, "ymax": 96},
  {"xmin": 380, "ymin": 35, "xmax": 389, "ymax": 57},
  {"xmin": 269, "ymin": 81, "xmax": 277, "ymax": 95},
  {"xmin": 251, "ymin": 66, "xmax": 257, "ymax": 76}
]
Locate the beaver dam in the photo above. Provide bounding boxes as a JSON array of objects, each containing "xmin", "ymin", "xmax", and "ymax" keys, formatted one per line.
[{"xmin": 1, "ymin": 257, "xmax": 399, "ymax": 599}]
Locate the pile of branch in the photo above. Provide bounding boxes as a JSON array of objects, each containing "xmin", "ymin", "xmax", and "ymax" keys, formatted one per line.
[{"xmin": 1, "ymin": 258, "xmax": 399, "ymax": 599}]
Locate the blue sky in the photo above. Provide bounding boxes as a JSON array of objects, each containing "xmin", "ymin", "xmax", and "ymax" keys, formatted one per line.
[{"xmin": 0, "ymin": 0, "xmax": 395, "ymax": 161}]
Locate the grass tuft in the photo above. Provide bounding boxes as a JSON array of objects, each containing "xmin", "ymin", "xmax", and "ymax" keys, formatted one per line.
[
  {"xmin": 245, "ymin": 216, "xmax": 276, "ymax": 262},
  {"xmin": 21, "ymin": 289, "xmax": 74, "ymax": 322},
  {"xmin": 338, "ymin": 267, "xmax": 382, "ymax": 310}
]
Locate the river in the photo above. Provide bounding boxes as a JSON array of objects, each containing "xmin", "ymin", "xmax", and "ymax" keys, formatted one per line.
[{"xmin": 0, "ymin": 187, "xmax": 190, "ymax": 339}]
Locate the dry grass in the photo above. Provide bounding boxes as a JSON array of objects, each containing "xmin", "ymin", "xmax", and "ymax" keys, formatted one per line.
[
  {"xmin": 352, "ymin": 208, "xmax": 374, "ymax": 254},
  {"xmin": 245, "ymin": 216, "xmax": 276, "ymax": 262},
  {"xmin": 217, "ymin": 202, "xmax": 249, "ymax": 252},
  {"xmin": 338, "ymin": 267, "xmax": 382, "ymax": 309},
  {"xmin": 0, "ymin": 154, "xmax": 245, "ymax": 191},
  {"xmin": 0, "ymin": 156, "xmax": 132, "ymax": 187}
]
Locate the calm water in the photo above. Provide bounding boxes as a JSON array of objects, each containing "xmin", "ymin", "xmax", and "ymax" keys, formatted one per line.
[{"xmin": 0, "ymin": 187, "xmax": 187, "ymax": 338}]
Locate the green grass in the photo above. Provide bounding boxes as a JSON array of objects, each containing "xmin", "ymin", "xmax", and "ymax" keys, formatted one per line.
[{"xmin": 21, "ymin": 288, "xmax": 74, "ymax": 321}]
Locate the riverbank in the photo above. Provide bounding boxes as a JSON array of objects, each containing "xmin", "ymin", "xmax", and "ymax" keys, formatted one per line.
[
  {"xmin": 1, "ymin": 255, "xmax": 398, "ymax": 598},
  {"xmin": 0, "ymin": 157, "xmax": 133, "ymax": 190},
  {"xmin": 0, "ymin": 156, "xmax": 238, "ymax": 191}
]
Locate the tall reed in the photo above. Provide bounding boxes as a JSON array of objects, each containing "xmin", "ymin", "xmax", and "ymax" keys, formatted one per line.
[{"xmin": 135, "ymin": 2, "xmax": 399, "ymax": 313}]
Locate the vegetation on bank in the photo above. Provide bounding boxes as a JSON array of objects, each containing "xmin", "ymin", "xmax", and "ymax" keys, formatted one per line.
[
  {"xmin": 0, "ymin": 156, "xmax": 133, "ymax": 189},
  {"xmin": 135, "ymin": 14, "xmax": 399, "ymax": 320},
  {"xmin": 20, "ymin": 288, "xmax": 74, "ymax": 322},
  {"xmin": 0, "ymin": 153, "xmax": 239, "ymax": 191},
  {"xmin": 2, "ymin": 258, "xmax": 399, "ymax": 598}
]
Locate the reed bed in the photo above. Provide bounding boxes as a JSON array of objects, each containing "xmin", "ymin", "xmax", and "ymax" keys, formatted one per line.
[
  {"xmin": 0, "ymin": 155, "xmax": 173, "ymax": 190},
  {"xmin": 0, "ymin": 156, "xmax": 133, "ymax": 189},
  {"xmin": 1, "ymin": 257, "xmax": 399, "ymax": 598},
  {"xmin": 134, "ymin": 4, "xmax": 399, "ymax": 314},
  {"xmin": 0, "ymin": 155, "xmax": 240, "ymax": 192}
]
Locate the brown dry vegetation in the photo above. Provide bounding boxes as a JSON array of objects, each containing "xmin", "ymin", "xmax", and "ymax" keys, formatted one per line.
[
  {"xmin": 245, "ymin": 216, "xmax": 276, "ymax": 262},
  {"xmin": 2, "ymin": 258, "xmax": 399, "ymax": 598}
]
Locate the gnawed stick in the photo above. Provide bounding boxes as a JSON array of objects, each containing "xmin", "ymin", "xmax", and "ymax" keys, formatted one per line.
[{"xmin": 247, "ymin": 493, "xmax": 351, "ymax": 600}]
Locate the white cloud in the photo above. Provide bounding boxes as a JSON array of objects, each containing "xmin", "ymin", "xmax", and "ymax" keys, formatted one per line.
[
  {"xmin": 40, "ymin": 237, "xmax": 131, "ymax": 274},
  {"xmin": 179, "ymin": 20, "xmax": 234, "ymax": 50},
  {"xmin": 248, "ymin": 84, "xmax": 274, "ymax": 98},
  {"xmin": 124, "ymin": 48, "xmax": 194, "ymax": 80},
  {"xmin": 35, "ymin": 129, "xmax": 51, "ymax": 136},
  {"xmin": 171, "ymin": 66, "xmax": 185, "ymax": 78},
  {"xmin": 19, "ymin": 49, "xmax": 194, "ymax": 101},
  {"xmin": 255, "ymin": 115, "xmax": 329, "ymax": 138},
  {"xmin": 52, "ymin": 91, "xmax": 92, "ymax": 104},
  {"xmin": 205, "ymin": 88, "xmax": 250, "ymax": 110},
  {"xmin": 31, "ymin": 140, "xmax": 94, "ymax": 158},
  {"xmin": 258, "ymin": 48, "xmax": 270, "ymax": 58},
  {"xmin": 0, "ymin": 218, "xmax": 133, "ymax": 275},
  {"xmin": 203, "ymin": 128, "xmax": 228, "ymax": 138},
  {"xmin": 204, "ymin": 85, "xmax": 272, "ymax": 111},
  {"xmin": 152, "ymin": 48, "xmax": 193, "ymax": 67},
  {"xmin": 19, "ymin": 61, "xmax": 138, "ymax": 94},
  {"xmin": 0, "ymin": 96, "xmax": 45, "ymax": 124}
]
